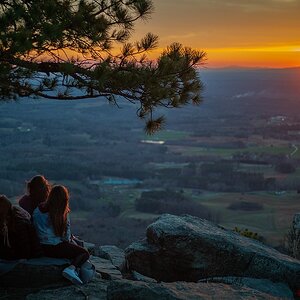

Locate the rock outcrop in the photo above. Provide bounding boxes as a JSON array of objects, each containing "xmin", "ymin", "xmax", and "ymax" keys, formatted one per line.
[
  {"xmin": 0, "ymin": 258, "xmax": 70, "ymax": 288},
  {"xmin": 26, "ymin": 277, "xmax": 107, "ymax": 300},
  {"xmin": 26, "ymin": 278, "xmax": 291, "ymax": 300},
  {"xmin": 107, "ymin": 280, "xmax": 286, "ymax": 300},
  {"xmin": 96, "ymin": 245, "xmax": 126, "ymax": 272},
  {"xmin": 90, "ymin": 256, "xmax": 123, "ymax": 280},
  {"xmin": 2, "ymin": 214, "xmax": 300, "ymax": 299},
  {"xmin": 198, "ymin": 277, "xmax": 293, "ymax": 299},
  {"xmin": 125, "ymin": 214, "xmax": 300, "ymax": 290},
  {"xmin": 0, "ymin": 256, "xmax": 122, "ymax": 291}
]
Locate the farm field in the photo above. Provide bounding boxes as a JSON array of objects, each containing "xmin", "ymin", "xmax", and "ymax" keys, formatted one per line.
[
  {"xmin": 192, "ymin": 191, "xmax": 299, "ymax": 245},
  {"xmin": 168, "ymin": 143, "xmax": 298, "ymax": 158},
  {"xmin": 143, "ymin": 130, "xmax": 191, "ymax": 141}
]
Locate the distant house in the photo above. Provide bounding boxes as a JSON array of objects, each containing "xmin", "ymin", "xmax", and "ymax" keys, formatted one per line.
[
  {"xmin": 103, "ymin": 178, "xmax": 142, "ymax": 186},
  {"xmin": 288, "ymin": 130, "xmax": 300, "ymax": 136},
  {"xmin": 141, "ymin": 140, "xmax": 165, "ymax": 145},
  {"xmin": 269, "ymin": 116, "xmax": 286, "ymax": 124}
]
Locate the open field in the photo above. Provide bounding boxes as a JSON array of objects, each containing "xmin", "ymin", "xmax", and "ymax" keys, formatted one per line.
[
  {"xmin": 143, "ymin": 130, "xmax": 190, "ymax": 141},
  {"xmin": 192, "ymin": 191, "xmax": 299, "ymax": 245},
  {"xmin": 168, "ymin": 145, "xmax": 238, "ymax": 158},
  {"xmin": 168, "ymin": 144, "xmax": 298, "ymax": 158}
]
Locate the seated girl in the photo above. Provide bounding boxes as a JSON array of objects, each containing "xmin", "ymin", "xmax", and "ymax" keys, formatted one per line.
[
  {"xmin": 19, "ymin": 175, "xmax": 50, "ymax": 215},
  {"xmin": 0, "ymin": 195, "xmax": 41, "ymax": 260},
  {"xmin": 33, "ymin": 185, "xmax": 89, "ymax": 285}
]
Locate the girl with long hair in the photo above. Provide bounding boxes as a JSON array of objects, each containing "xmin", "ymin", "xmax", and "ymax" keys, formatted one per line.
[
  {"xmin": 19, "ymin": 175, "xmax": 50, "ymax": 215},
  {"xmin": 33, "ymin": 185, "xmax": 89, "ymax": 285}
]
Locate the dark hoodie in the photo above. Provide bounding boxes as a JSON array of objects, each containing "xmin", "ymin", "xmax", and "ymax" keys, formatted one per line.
[
  {"xmin": 0, "ymin": 206, "xmax": 42, "ymax": 260},
  {"xmin": 19, "ymin": 195, "xmax": 36, "ymax": 216}
]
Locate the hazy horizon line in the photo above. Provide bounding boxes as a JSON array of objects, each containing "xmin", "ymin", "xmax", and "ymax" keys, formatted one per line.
[{"xmin": 199, "ymin": 65, "xmax": 300, "ymax": 71}]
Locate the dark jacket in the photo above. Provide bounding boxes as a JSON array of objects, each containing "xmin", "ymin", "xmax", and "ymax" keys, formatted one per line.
[
  {"xmin": 0, "ymin": 206, "xmax": 42, "ymax": 260},
  {"xmin": 19, "ymin": 195, "xmax": 35, "ymax": 216}
]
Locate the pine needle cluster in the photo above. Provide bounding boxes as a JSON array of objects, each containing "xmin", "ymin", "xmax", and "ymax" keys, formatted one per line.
[{"xmin": 0, "ymin": 0, "xmax": 205, "ymax": 133}]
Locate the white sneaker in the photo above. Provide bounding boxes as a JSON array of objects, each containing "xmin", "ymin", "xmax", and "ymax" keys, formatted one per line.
[{"xmin": 62, "ymin": 266, "xmax": 83, "ymax": 285}]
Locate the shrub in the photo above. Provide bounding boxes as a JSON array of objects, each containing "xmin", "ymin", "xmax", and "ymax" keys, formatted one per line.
[{"xmin": 234, "ymin": 227, "xmax": 264, "ymax": 242}]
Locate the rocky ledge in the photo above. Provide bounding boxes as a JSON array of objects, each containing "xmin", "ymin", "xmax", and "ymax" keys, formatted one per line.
[
  {"xmin": 126, "ymin": 214, "xmax": 300, "ymax": 291},
  {"xmin": 27, "ymin": 279, "xmax": 290, "ymax": 300},
  {"xmin": 0, "ymin": 214, "xmax": 299, "ymax": 299}
]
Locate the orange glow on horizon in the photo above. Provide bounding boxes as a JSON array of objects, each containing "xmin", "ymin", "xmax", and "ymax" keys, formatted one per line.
[
  {"xmin": 203, "ymin": 46, "xmax": 300, "ymax": 68},
  {"xmin": 143, "ymin": 45, "xmax": 300, "ymax": 69},
  {"xmin": 32, "ymin": 44, "xmax": 300, "ymax": 70},
  {"xmin": 130, "ymin": 0, "xmax": 300, "ymax": 69}
]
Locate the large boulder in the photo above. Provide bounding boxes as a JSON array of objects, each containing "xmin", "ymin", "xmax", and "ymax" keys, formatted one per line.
[
  {"xmin": 107, "ymin": 279, "xmax": 284, "ymax": 300},
  {"xmin": 125, "ymin": 214, "xmax": 300, "ymax": 290}
]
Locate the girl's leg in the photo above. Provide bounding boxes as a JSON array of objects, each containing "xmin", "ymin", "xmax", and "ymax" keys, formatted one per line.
[{"xmin": 42, "ymin": 241, "xmax": 90, "ymax": 268}]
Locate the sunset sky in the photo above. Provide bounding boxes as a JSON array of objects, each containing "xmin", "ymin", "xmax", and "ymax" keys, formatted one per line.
[{"xmin": 132, "ymin": 0, "xmax": 300, "ymax": 68}]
